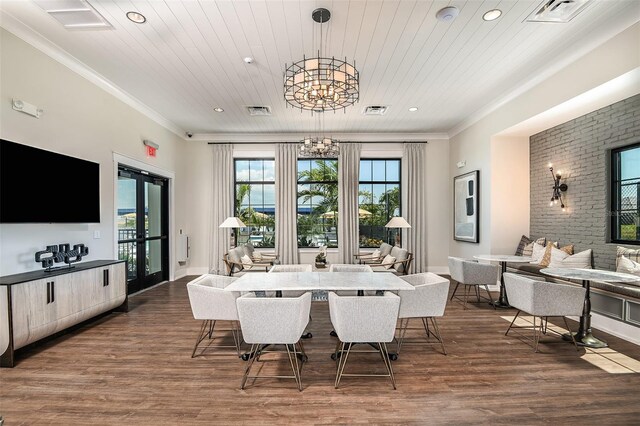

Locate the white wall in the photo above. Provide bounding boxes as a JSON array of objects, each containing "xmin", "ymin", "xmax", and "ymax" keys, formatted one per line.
[
  {"xmin": 0, "ymin": 29, "xmax": 187, "ymax": 277},
  {"xmin": 180, "ymin": 140, "xmax": 451, "ymax": 274},
  {"xmin": 449, "ymin": 22, "xmax": 640, "ymax": 258}
]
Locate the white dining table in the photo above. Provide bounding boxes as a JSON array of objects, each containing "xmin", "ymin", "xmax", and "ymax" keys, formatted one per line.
[
  {"xmin": 473, "ymin": 255, "xmax": 533, "ymax": 308},
  {"xmin": 224, "ymin": 271, "xmax": 415, "ymax": 294}
]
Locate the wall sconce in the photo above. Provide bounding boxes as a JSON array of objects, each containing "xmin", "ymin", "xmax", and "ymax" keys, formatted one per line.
[{"xmin": 548, "ymin": 163, "xmax": 568, "ymax": 212}]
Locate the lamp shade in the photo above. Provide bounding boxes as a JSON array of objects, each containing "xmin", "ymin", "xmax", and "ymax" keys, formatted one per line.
[
  {"xmin": 385, "ymin": 217, "xmax": 411, "ymax": 228},
  {"xmin": 219, "ymin": 217, "xmax": 246, "ymax": 228}
]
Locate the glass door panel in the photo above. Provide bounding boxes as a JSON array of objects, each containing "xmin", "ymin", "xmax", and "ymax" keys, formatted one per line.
[{"xmin": 117, "ymin": 175, "xmax": 138, "ymax": 283}]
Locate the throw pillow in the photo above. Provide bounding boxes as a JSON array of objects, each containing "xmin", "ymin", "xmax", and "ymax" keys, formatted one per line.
[
  {"xmin": 617, "ymin": 246, "xmax": 640, "ymax": 269},
  {"xmin": 540, "ymin": 243, "xmax": 570, "ymax": 267},
  {"xmin": 253, "ymin": 252, "xmax": 263, "ymax": 261},
  {"xmin": 241, "ymin": 254, "xmax": 253, "ymax": 265},
  {"xmin": 372, "ymin": 249, "xmax": 381, "ymax": 258},
  {"xmin": 548, "ymin": 249, "xmax": 593, "ymax": 269},
  {"xmin": 617, "ymin": 255, "xmax": 640, "ymax": 277},
  {"xmin": 522, "ymin": 237, "xmax": 546, "ymax": 257},
  {"xmin": 548, "ymin": 246, "xmax": 570, "ymax": 266},
  {"xmin": 514, "ymin": 235, "xmax": 532, "ymax": 256},
  {"xmin": 530, "ymin": 242, "xmax": 548, "ymax": 264},
  {"xmin": 383, "ymin": 254, "xmax": 396, "ymax": 270}
]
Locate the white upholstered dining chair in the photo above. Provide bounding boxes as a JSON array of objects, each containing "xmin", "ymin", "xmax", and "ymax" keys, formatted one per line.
[{"xmin": 448, "ymin": 256, "xmax": 498, "ymax": 309}]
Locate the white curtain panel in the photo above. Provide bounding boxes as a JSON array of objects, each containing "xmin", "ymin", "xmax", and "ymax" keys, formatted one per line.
[
  {"xmin": 275, "ymin": 143, "xmax": 300, "ymax": 264},
  {"xmin": 338, "ymin": 143, "xmax": 362, "ymax": 264},
  {"xmin": 209, "ymin": 144, "xmax": 233, "ymax": 274},
  {"xmin": 403, "ymin": 143, "xmax": 428, "ymax": 273}
]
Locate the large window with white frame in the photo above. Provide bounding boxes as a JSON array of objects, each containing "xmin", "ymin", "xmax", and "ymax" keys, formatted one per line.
[
  {"xmin": 297, "ymin": 159, "xmax": 338, "ymax": 248},
  {"xmin": 234, "ymin": 159, "xmax": 276, "ymax": 248},
  {"xmin": 358, "ymin": 159, "xmax": 401, "ymax": 248},
  {"xmin": 611, "ymin": 143, "xmax": 640, "ymax": 244}
]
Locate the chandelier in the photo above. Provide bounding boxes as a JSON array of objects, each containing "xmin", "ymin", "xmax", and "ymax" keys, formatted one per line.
[
  {"xmin": 299, "ymin": 137, "xmax": 339, "ymax": 158},
  {"xmin": 284, "ymin": 8, "xmax": 359, "ymax": 112}
]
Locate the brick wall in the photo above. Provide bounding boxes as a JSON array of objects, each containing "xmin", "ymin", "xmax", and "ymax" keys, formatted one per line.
[{"xmin": 530, "ymin": 95, "xmax": 640, "ymax": 270}]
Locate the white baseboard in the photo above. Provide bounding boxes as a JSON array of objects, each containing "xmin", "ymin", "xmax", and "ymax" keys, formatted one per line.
[{"xmin": 590, "ymin": 313, "xmax": 640, "ymax": 346}]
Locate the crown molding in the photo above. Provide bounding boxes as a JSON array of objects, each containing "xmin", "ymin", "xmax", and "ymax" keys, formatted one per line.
[
  {"xmin": 448, "ymin": 13, "xmax": 640, "ymax": 139},
  {"xmin": 0, "ymin": 10, "xmax": 187, "ymax": 140},
  {"xmin": 195, "ymin": 132, "xmax": 449, "ymax": 143}
]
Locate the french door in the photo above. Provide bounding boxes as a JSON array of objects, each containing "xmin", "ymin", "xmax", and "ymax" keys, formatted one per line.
[{"xmin": 117, "ymin": 166, "xmax": 169, "ymax": 294}]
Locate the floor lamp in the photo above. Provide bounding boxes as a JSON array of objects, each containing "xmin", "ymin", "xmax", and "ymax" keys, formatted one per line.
[
  {"xmin": 219, "ymin": 216, "xmax": 246, "ymax": 248},
  {"xmin": 385, "ymin": 217, "xmax": 411, "ymax": 247}
]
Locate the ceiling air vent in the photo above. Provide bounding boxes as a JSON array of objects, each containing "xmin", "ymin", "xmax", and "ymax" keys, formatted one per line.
[
  {"xmin": 34, "ymin": 0, "xmax": 112, "ymax": 30},
  {"xmin": 246, "ymin": 106, "xmax": 272, "ymax": 116},
  {"xmin": 363, "ymin": 106, "xmax": 388, "ymax": 116},
  {"xmin": 526, "ymin": 0, "xmax": 593, "ymax": 23}
]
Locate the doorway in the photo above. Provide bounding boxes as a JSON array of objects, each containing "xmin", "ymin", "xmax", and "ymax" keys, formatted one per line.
[{"xmin": 117, "ymin": 166, "xmax": 169, "ymax": 294}]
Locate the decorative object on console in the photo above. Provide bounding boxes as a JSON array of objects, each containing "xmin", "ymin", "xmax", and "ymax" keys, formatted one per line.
[
  {"xmin": 548, "ymin": 163, "xmax": 568, "ymax": 211},
  {"xmin": 385, "ymin": 216, "xmax": 411, "ymax": 247},
  {"xmin": 284, "ymin": 8, "xmax": 359, "ymax": 113},
  {"xmin": 315, "ymin": 245, "xmax": 327, "ymax": 268},
  {"xmin": 35, "ymin": 243, "xmax": 89, "ymax": 272},
  {"xmin": 453, "ymin": 170, "xmax": 479, "ymax": 243}
]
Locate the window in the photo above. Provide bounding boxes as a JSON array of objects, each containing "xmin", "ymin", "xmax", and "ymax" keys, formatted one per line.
[
  {"xmin": 234, "ymin": 159, "xmax": 275, "ymax": 248},
  {"xmin": 358, "ymin": 159, "xmax": 401, "ymax": 248},
  {"xmin": 611, "ymin": 143, "xmax": 640, "ymax": 244},
  {"xmin": 297, "ymin": 159, "xmax": 338, "ymax": 248}
]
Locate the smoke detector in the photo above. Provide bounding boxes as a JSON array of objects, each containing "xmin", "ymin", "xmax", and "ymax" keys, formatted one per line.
[
  {"xmin": 526, "ymin": 0, "xmax": 593, "ymax": 23},
  {"xmin": 363, "ymin": 106, "xmax": 388, "ymax": 116},
  {"xmin": 246, "ymin": 106, "xmax": 272, "ymax": 116},
  {"xmin": 436, "ymin": 6, "xmax": 459, "ymax": 22}
]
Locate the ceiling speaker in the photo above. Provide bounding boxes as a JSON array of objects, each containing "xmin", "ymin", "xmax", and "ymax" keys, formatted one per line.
[{"xmin": 436, "ymin": 6, "xmax": 459, "ymax": 22}]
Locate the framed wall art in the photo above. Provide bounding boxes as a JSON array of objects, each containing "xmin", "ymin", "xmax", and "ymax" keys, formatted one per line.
[{"xmin": 454, "ymin": 170, "xmax": 479, "ymax": 243}]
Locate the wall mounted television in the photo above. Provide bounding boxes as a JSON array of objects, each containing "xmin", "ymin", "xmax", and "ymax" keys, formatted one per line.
[{"xmin": 0, "ymin": 139, "xmax": 100, "ymax": 223}]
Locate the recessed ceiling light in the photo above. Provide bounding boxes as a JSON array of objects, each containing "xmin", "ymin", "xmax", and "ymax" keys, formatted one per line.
[
  {"xmin": 483, "ymin": 9, "xmax": 502, "ymax": 21},
  {"xmin": 213, "ymin": 107, "xmax": 224, "ymax": 113},
  {"xmin": 243, "ymin": 57, "xmax": 254, "ymax": 64},
  {"xmin": 408, "ymin": 107, "xmax": 419, "ymax": 112},
  {"xmin": 126, "ymin": 11, "xmax": 146, "ymax": 24}
]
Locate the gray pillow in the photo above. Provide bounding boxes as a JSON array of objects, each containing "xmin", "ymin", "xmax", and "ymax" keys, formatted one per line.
[
  {"xmin": 380, "ymin": 243, "xmax": 393, "ymax": 257},
  {"xmin": 392, "ymin": 248, "xmax": 408, "ymax": 273},
  {"xmin": 244, "ymin": 242, "xmax": 255, "ymax": 256}
]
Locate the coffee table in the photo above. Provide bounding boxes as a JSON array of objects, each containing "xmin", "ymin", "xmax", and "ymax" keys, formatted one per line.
[
  {"xmin": 473, "ymin": 255, "xmax": 532, "ymax": 308},
  {"xmin": 540, "ymin": 268, "xmax": 639, "ymax": 348}
]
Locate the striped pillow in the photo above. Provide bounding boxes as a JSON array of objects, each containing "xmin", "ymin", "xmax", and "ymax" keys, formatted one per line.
[
  {"xmin": 549, "ymin": 249, "xmax": 593, "ymax": 269},
  {"xmin": 522, "ymin": 237, "xmax": 546, "ymax": 257},
  {"xmin": 617, "ymin": 246, "xmax": 640, "ymax": 269},
  {"xmin": 514, "ymin": 235, "xmax": 532, "ymax": 256}
]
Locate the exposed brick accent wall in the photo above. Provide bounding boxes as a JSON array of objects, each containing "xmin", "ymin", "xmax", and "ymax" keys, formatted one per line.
[{"xmin": 530, "ymin": 95, "xmax": 640, "ymax": 270}]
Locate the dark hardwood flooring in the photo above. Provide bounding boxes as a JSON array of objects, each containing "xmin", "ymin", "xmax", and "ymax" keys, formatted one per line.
[{"xmin": 2, "ymin": 276, "xmax": 640, "ymax": 425}]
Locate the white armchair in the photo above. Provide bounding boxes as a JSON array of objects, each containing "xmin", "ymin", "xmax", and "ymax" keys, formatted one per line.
[
  {"xmin": 328, "ymin": 292, "xmax": 400, "ymax": 389},
  {"xmin": 186, "ymin": 274, "xmax": 243, "ymax": 357},
  {"xmin": 504, "ymin": 273, "xmax": 585, "ymax": 352},
  {"xmin": 448, "ymin": 256, "xmax": 498, "ymax": 309},
  {"xmin": 236, "ymin": 292, "xmax": 311, "ymax": 391},
  {"xmin": 397, "ymin": 273, "xmax": 450, "ymax": 355}
]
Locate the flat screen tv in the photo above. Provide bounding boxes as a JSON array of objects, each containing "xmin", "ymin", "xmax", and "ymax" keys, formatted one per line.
[{"xmin": 0, "ymin": 139, "xmax": 100, "ymax": 223}]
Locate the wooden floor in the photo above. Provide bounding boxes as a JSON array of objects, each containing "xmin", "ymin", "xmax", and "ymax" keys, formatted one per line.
[{"xmin": 2, "ymin": 276, "xmax": 640, "ymax": 425}]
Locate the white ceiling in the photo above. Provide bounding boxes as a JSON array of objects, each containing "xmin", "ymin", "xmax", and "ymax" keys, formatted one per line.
[{"xmin": 1, "ymin": 0, "xmax": 639, "ymax": 138}]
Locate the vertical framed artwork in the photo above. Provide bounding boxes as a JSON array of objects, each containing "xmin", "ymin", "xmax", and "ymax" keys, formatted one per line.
[{"xmin": 453, "ymin": 170, "xmax": 479, "ymax": 243}]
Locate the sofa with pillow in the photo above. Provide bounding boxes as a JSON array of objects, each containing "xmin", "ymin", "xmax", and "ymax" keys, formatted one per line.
[{"xmin": 507, "ymin": 236, "xmax": 640, "ymax": 328}]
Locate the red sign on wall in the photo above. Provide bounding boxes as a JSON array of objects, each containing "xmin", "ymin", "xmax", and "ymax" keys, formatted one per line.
[{"xmin": 146, "ymin": 145, "xmax": 157, "ymax": 157}]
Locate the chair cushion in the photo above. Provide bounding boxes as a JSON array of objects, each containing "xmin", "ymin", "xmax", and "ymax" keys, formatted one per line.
[
  {"xmin": 617, "ymin": 246, "xmax": 640, "ymax": 269},
  {"xmin": 380, "ymin": 243, "xmax": 393, "ymax": 257},
  {"xmin": 243, "ymin": 242, "xmax": 255, "ymax": 256},
  {"xmin": 383, "ymin": 255, "xmax": 396, "ymax": 269},
  {"xmin": 390, "ymin": 248, "xmax": 408, "ymax": 273}
]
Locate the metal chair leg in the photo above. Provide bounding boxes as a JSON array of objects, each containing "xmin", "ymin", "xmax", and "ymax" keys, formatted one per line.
[
  {"xmin": 463, "ymin": 285, "xmax": 469, "ymax": 310},
  {"xmin": 562, "ymin": 316, "xmax": 580, "ymax": 351},
  {"xmin": 505, "ymin": 310, "xmax": 521, "ymax": 336},
  {"xmin": 450, "ymin": 282, "xmax": 460, "ymax": 301},
  {"xmin": 533, "ymin": 316, "xmax": 541, "ymax": 353},
  {"xmin": 475, "ymin": 286, "xmax": 481, "ymax": 302},
  {"xmin": 484, "ymin": 285, "xmax": 496, "ymax": 309},
  {"xmin": 191, "ymin": 320, "xmax": 210, "ymax": 358},
  {"xmin": 335, "ymin": 342, "xmax": 353, "ymax": 389},
  {"xmin": 241, "ymin": 344, "xmax": 258, "ymax": 389},
  {"xmin": 380, "ymin": 342, "xmax": 396, "ymax": 390},
  {"xmin": 430, "ymin": 317, "xmax": 447, "ymax": 355},
  {"xmin": 397, "ymin": 318, "xmax": 409, "ymax": 354}
]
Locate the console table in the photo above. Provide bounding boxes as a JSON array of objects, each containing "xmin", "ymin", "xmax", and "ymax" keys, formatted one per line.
[{"xmin": 0, "ymin": 260, "xmax": 127, "ymax": 367}]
